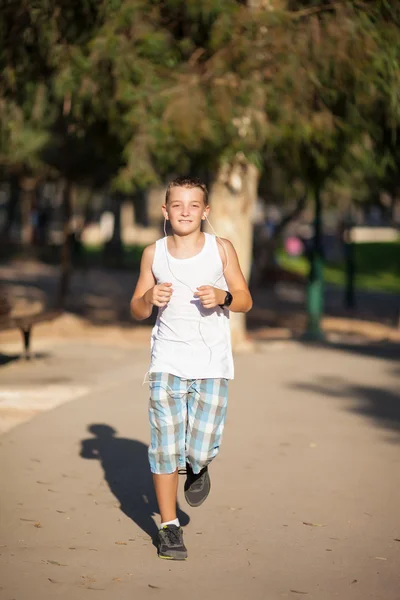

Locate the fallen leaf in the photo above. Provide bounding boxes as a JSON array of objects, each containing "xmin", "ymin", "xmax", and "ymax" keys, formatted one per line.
[
  {"xmin": 20, "ymin": 518, "xmax": 36, "ymax": 522},
  {"xmin": 89, "ymin": 548, "xmax": 98, "ymax": 552},
  {"xmin": 290, "ymin": 591, "xmax": 308, "ymax": 595},
  {"xmin": 374, "ymin": 557, "xmax": 387, "ymax": 561},
  {"xmin": 36, "ymin": 481, "xmax": 51, "ymax": 485},
  {"xmin": 47, "ymin": 560, "xmax": 67, "ymax": 567},
  {"xmin": 47, "ymin": 489, "xmax": 58, "ymax": 493},
  {"xmin": 56, "ymin": 510, "xmax": 66, "ymax": 514},
  {"xmin": 394, "ymin": 539, "xmax": 400, "ymax": 542},
  {"xmin": 325, "ymin": 549, "xmax": 332, "ymax": 552},
  {"xmin": 115, "ymin": 541, "xmax": 127, "ymax": 545},
  {"xmin": 112, "ymin": 578, "xmax": 121, "ymax": 582},
  {"xmin": 48, "ymin": 578, "xmax": 62, "ymax": 584},
  {"xmin": 148, "ymin": 584, "xmax": 160, "ymax": 589},
  {"xmin": 31, "ymin": 458, "xmax": 41, "ymax": 463},
  {"xmin": 34, "ymin": 522, "xmax": 42, "ymax": 528},
  {"xmin": 68, "ymin": 547, "xmax": 76, "ymax": 550},
  {"xmin": 303, "ymin": 522, "xmax": 325, "ymax": 527},
  {"xmin": 351, "ymin": 580, "xmax": 358, "ymax": 584}
]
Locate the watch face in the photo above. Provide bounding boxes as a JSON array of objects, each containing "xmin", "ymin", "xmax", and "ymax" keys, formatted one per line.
[{"xmin": 225, "ymin": 292, "xmax": 233, "ymax": 306}]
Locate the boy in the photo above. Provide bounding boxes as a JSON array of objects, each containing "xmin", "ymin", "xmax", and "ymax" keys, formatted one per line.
[{"xmin": 130, "ymin": 177, "xmax": 252, "ymax": 560}]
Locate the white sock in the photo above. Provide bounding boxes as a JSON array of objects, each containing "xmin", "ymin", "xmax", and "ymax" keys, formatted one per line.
[{"xmin": 160, "ymin": 518, "xmax": 180, "ymax": 530}]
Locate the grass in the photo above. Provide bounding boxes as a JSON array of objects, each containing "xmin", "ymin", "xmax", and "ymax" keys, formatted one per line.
[
  {"xmin": 277, "ymin": 241, "xmax": 400, "ymax": 294},
  {"xmin": 1, "ymin": 241, "xmax": 145, "ymax": 270},
  {"xmin": 5, "ymin": 237, "xmax": 399, "ymax": 294},
  {"xmin": 81, "ymin": 243, "xmax": 144, "ymax": 269},
  {"xmin": 77, "ymin": 244, "xmax": 145, "ymax": 271}
]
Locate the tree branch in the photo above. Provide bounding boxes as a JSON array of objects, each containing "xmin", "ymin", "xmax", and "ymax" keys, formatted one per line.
[
  {"xmin": 273, "ymin": 192, "xmax": 307, "ymax": 239},
  {"xmin": 289, "ymin": 2, "xmax": 344, "ymax": 20}
]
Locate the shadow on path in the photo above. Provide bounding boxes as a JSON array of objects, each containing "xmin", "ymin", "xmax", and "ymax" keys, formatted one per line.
[
  {"xmin": 80, "ymin": 424, "xmax": 190, "ymax": 540},
  {"xmin": 299, "ymin": 340, "xmax": 400, "ymax": 363},
  {"xmin": 0, "ymin": 353, "xmax": 20, "ymax": 366},
  {"xmin": 290, "ymin": 378, "xmax": 400, "ymax": 442},
  {"xmin": 0, "ymin": 351, "xmax": 51, "ymax": 368}
]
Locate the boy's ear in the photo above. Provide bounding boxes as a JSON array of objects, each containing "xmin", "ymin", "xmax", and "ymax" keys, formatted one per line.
[
  {"xmin": 162, "ymin": 204, "xmax": 169, "ymax": 220},
  {"xmin": 202, "ymin": 206, "xmax": 210, "ymax": 220}
]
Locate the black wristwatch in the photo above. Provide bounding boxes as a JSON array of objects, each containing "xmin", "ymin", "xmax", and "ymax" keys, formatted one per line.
[{"xmin": 219, "ymin": 291, "xmax": 233, "ymax": 309}]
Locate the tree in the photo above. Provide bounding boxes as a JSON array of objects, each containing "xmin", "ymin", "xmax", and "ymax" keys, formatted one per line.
[
  {"xmin": 2, "ymin": 0, "xmax": 400, "ymax": 339},
  {"xmin": 260, "ymin": 1, "xmax": 400, "ymax": 336},
  {"xmin": 0, "ymin": 1, "xmax": 124, "ymax": 303}
]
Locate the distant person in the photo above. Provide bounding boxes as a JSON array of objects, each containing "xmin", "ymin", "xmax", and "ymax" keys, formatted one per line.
[
  {"xmin": 285, "ymin": 236, "xmax": 302, "ymax": 257},
  {"xmin": 130, "ymin": 177, "xmax": 252, "ymax": 560}
]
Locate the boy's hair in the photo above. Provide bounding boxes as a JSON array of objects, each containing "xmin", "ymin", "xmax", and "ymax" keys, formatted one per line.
[{"xmin": 165, "ymin": 177, "xmax": 208, "ymax": 205}]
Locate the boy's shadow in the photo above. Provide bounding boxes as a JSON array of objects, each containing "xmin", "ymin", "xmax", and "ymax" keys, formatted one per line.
[{"xmin": 80, "ymin": 424, "xmax": 190, "ymax": 541}]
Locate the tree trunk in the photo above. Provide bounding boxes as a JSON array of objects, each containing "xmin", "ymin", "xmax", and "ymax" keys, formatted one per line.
[
  {"xmin": 20, "ymin": 177, "xmax": 37, "ymax": 246},
  {"xmin": 207, "ymin": 156, "xmax": 260, "ymax": 348},
  {"xmin": 57, "ymin": 180, "xmax": 73, "ymax": 308},
  {"xmin": 1, "ymin": 175, "xmax": 20, "ymax": 241},
  {"xmin": 252, "ymin": 192, "xmax": 307, "ymax": 287},
  {"xmin": 305, "ymin": 185, "xmax": 324, "ymax": 339},
  {"xmin": 104, "ymin": 192, "xmax": 123, "ymax": 267}
]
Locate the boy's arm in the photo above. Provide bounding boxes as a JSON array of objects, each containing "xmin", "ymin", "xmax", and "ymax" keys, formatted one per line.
[
  {"xmin": 195, "ymin": 238, "xmax": 253, "ymax": 313},
  {"xmin": 218, "ymin": 238, "xmax": 253, "ymax": 313},
  {"xmin": 130, "ymin": 245, "xmax": 157, "ymax": 321}
]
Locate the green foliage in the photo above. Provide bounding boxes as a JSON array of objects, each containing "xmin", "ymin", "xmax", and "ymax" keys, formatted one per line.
[
  {"xmin": 1, "ymin": 0, "xmax": 400, "ymax": 199},
  {"xmin": 277, "ymin": 241, "xmax": 400, "ymax": 294}
]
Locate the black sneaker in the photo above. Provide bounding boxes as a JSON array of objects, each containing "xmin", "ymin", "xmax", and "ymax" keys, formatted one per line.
[
  {"xmin": 157, "ymin": 525, "xmax": 187, "ymax": 560},
  {"xmin": 184, "ymin": 464, "xmax": 211, "ymax": 507}
]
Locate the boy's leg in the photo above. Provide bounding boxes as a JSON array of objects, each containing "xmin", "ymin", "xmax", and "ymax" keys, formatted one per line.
[
  {"xmin": 148, "ymin": 373, "xmax": 187, "ymax": 522},
  {"xmin": 185, "ymin": 378, "xmax": 228, "ymax": 506},
  {"xmin": 148, "ymin": 373, "xmax": 188, "ymax": 559},
  {"xmin": 152, "ymin": 470, "xmax": 179, "ymax": 523}
]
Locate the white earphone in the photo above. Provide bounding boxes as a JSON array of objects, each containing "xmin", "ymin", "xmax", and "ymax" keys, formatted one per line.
[{"xmin": 143, "ymin": 212, "xmax": 229, "ymax": 394}]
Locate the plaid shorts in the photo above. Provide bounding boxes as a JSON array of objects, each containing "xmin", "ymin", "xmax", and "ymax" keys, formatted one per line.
[{"xmin": 148, "ymin": 372, "xmax": 228, "ymax": 475}]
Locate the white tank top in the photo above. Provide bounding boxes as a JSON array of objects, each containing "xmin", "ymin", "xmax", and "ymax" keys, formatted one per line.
[{"xmin": 149, "ymin": 233, "xmax": 234, "ymax": 380}]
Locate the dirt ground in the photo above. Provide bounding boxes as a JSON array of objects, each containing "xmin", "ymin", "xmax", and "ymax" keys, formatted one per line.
[{"xmin": 0, "ymin": 334, "xmax": 399, "ymax": 599}]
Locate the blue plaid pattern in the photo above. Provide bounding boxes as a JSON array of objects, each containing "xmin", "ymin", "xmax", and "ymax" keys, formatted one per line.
[{"xmin": 148, "ymin": 372, "xmax": 228, "ymax": 475}]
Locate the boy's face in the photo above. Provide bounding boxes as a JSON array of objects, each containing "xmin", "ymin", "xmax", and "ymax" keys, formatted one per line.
[{"xmin": 163, "ymin": 186, "xmax": 210, "ymax": 236}]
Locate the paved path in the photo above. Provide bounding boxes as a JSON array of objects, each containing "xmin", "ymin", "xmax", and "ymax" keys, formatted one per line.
[{"xmin": 0, "ymin": 341, "xmax": 399, "ymax": 599}]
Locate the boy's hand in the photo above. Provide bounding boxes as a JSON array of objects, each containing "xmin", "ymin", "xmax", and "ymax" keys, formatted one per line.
[
  {"xmin": 195, "ymin": 286, "xmax": 225, "ymax": 309},
  {"xmin": 146, "ymin": 283, "xmax": 173, "ymax": 307}
]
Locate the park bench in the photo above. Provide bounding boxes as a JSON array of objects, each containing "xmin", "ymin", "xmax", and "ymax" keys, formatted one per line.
[{"xmin": 0, "ymin": 287, "xmax": 62, "ymax": 359}]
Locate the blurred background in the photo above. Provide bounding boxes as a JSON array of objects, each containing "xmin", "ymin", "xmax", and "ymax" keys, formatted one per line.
[
  {"xmin": 1, "ymin": 5, "xmax": 400, "ymax": 595},
  {"xmin": 1, "ymin": 0, "xmax": 399, "ymax": 351}
]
